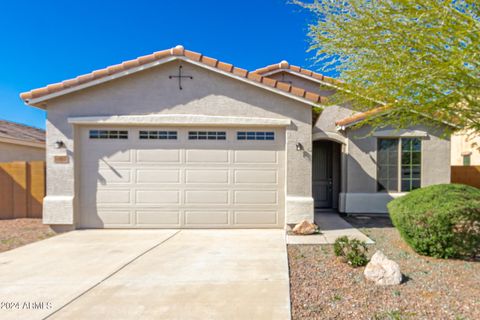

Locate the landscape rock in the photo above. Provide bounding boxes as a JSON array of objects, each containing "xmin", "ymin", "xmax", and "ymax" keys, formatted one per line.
[
  {"xmin": 364, "ymin": 251, "xmax": 402, "ymax": 285},
  {"xmin": 292, "ymin": 220, "xmax": 318, "ymax": 235}
]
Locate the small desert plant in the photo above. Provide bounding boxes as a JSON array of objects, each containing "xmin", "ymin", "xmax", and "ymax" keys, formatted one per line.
[{"xmin": 333, "ymin": 236, "xmax": 369, "ymax": 267}]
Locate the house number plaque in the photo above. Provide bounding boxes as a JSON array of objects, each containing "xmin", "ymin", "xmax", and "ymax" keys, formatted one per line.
[{"xmin": 54, "ymin": 155, "xmax": 69, "ymax": 164}]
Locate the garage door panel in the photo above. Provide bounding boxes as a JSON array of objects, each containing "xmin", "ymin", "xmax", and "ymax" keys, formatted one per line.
[
  {"xmin": 84, "ymin": 149, "xmax": 132, "ymax": 163},
  {"xmin": 96, "ymin": 210, "xmax": 132, "ymax": 225},
  {"xmin": 234, "ymin": 190, "xmax": 278, "ymax": 204},
  {"xmin": 136, "ymin": 149, "xmax": 181, "ymax": 163},
  {"xmin": 185, "ymin": 211, "xmax": 229, "ymax": 225},
  {"xmin": 97, "ymin": 190, "xmax": 131, "ymax": 204},
  {"xmin": 96, "ymin": 169, "xmax": 132, "ymax": 184},
  {"xmin": 185, "ymin": 190, "xmax": 229, "ymax": 204},
  {"xmin": 136, "ymin": 190, "xmax": 180, "ymax": 204},
  {"xmin": 185, "ymin": 169, "xmax": 229, "ymax": 184},
  {"xmin": 136, "ymin": 170, "xmax": 181, "ymax": 184},
  {"xmin": 80, "ymin": 126, "xmax": 285, "ymax": 228},
  {"xmin": 186, "ymin": 149, "xmax": 229, "ymax": 163},
  {"xmin": 136, "ymin": 210, "xmax": 180, "ymax": 225},
  {"xmin": 234, "ymin": 150, "xmax": 277, "ymax": 163},
  {"xmin": 234, "ymin": 211, "xmax": 278, "ymax": 225},
  {"xmin": 234, "ymin": 170, "xmax": 277, "ymax": 184}
]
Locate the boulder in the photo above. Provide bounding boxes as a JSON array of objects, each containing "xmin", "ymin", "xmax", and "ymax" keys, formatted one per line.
[
  {"xmin": 292, "ymin": 220, "xmax": 318, "ymax": 235},
  {"xmin": 364, "ymin": 251, "xmax": 402, "ymax": 285}
]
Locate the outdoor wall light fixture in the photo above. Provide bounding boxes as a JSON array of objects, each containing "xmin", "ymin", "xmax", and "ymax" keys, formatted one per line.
[
  {"xmin": 296, "ymin": 142, "xmax": 304, "ymax": 151},
  {"xmin": 54, "ymin": 140, "xmax": 65, "ymax": 149}
]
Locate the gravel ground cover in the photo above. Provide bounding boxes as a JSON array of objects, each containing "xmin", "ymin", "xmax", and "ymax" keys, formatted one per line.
[
  {"xmin": 288, "ymin": 215, "xmax": 480, "ymax": 320},
  {"xmin": 0, "ymin": 219, "xmax": 56, "ymax": 253}
]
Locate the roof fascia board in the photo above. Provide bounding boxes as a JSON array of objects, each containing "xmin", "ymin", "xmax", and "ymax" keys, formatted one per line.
[
  {"xmin": 25, "ymin": 57, "xmax": 321, "ymax": 109},
  {"xmin": 25, "ymin": 56, "xmax": 178, "ymax": 107},
  {"xmin": 180, "ymin": 58, "xmax": 320, "ymax": 108}
]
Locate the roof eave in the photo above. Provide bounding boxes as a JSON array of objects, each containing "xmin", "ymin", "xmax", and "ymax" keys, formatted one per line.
[
  {"xmin": 22, "ymin": 56, "xmax": 323, "ymax": 109},
  {"xmin": 0, "ymin": 136, "xmax": 46, "ymax": 149}
]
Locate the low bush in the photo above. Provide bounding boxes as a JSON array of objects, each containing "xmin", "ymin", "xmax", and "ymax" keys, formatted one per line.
[
  {"xmin": 333, "ymin": 236, "xmax": 369, "ymax": 267},
  {"xmin": 388, "ymin": 184, "xmax": 480, "ymax": 259}
]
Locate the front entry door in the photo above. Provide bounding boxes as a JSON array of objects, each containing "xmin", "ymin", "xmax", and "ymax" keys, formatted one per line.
[{"xmin": 313, "ymin": 141, "xmax": 333, "ymax": 208}]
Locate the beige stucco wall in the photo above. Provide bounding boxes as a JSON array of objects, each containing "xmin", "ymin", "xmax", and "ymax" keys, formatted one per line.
[
  {"xmin": 451, "ymin": 130, "xmax": 480, "ymax": 165},
  {"xmin": 0, "ymin": 141, "xmax": 45, "ymax": 162},
  {"xmin": 341, "ymin": 124, "xmax": 451, "ymax": 213},
  {"xmin": 42, "ymin": 60, "xmax": 314, "ymax": 227}
]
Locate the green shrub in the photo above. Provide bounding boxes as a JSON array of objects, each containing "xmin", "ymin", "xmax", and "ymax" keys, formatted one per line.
[
  {"xmin": 333, "ymin": 236, "xmax": 369, "ymax": 267},
  {"xmin": 388, "ymin": 184, "xmax": 480, "ymax": 259}
]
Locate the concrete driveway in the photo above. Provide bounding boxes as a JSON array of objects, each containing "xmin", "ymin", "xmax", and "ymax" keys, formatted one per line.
[{"xmin": 0, "ymin": 229, "xmax": 290, "ymax": 320}]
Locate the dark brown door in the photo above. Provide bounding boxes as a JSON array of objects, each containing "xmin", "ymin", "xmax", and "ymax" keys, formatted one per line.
[{"xmin": 313, "ymin": 141, "xmax": 333, "ymax": 208}]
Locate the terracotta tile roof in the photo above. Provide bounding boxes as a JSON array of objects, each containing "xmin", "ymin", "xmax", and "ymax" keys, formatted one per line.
[
  {"xmin": 20, "ymin": 46, "xmax": 326, "ymax": 105},
  {"xmin": 253, "ymin": 61, "xmax": 341, "ymax": 85},
  {"xmin": 0, "ymin": 120, "xmax": 45, "ymax": 144},
  {"xmin": 335, "ymin": 106, "xmax": 388, "ymax": 127}
]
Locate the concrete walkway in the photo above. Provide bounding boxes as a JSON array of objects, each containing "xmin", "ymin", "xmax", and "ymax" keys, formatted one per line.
[
  {"xmin": 0, "ymin": 230, "xmax": 290, "ymax": 320},
  {"xmin": 287, "ymin": 210, "xmax": 374, "ymax": 245}
]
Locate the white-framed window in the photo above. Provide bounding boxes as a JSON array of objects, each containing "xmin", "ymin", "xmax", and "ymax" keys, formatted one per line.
[
  {"xmin": 377, "ymin": 137, "xmax": 421, "ymax": 192},
  {"xmin": 89, "ymin": 130, "xmax": 128, "ymax": 139},
  {"xmin": 188, "ymin": 131, "xmax": 226, "ymax": 140},
  {"xmin": 237, "ymin": 131, "xmax": 275, "ymax": 141},
  {"xmin": 139, "ymin": 131, "xmax": 177, "ymax": 140}
]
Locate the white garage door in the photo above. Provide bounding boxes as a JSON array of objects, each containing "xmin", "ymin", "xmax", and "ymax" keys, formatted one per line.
[{"xmin": 79, "ymin": 126, "xmax": 285, "ymax": 228}]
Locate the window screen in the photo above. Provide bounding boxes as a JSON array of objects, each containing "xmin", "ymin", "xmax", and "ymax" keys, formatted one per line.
[
  {"xmin": 377, "ymin": 139, "xmax": 399, "ymax": 192},
  {"xmin": 237, "ymin": 131, "xmax": 275, "ymax": 141},
  {"xmin": 188, "ymin": 131, "xmax": 226, "ymax": 140},
  {"xmin": 401, "ymin": 138, "xmax": 421, "ymax": 192},
  {"xmin": 89, "ymin": 130, "xmax": 128, "ymax": 139},
  {"xmin": 139, "ymin": 131, "xmax": 177, "ymax": 140}
]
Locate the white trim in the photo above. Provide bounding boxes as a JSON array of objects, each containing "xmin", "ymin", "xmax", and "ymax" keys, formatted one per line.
[
  {"xmin": 372, "ymin": 129, "xmax": 428, "ymax": 138},
  {"xmin": 24, "ymin": 56, "xmax": 322, "ymax": 108},
  {"xmin": 312, "ymin": 131, "xmax": 347, "ymax": 144},
  {"xmin": 0, "ymin": 136, "xmax": 45, "ymax": 149},
  {"xmin": 67, "ymin": 114, "xmax": 292, "ymax": 127}
]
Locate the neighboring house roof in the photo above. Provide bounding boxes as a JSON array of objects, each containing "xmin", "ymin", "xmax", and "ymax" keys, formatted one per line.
[
  {"xmin": 20, "ymin": 46, "xmax": 327, "ymax": 108},
  {"xmin": 0, "ymin": 120, "xmax": 45, "ymax": 148},
  {"xmin": 253, "ymin": 61, "xmax": 340, "ymax": 86}
]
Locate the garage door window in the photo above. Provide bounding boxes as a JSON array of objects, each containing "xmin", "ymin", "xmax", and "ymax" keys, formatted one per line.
[
  {"xmin": 89, "ymin": 130, "xmax": 128, "ymax": 139},
  {"xmin": 237, "ymin": 131, "xmax": 275, "ymax": 141},
  {"xmin": 188, "ymin": 131, "xmax": 226, "ymax": 140},
  {"xmin": 139, "ymin": 131, "xmax": 177, "ymax": 140}
]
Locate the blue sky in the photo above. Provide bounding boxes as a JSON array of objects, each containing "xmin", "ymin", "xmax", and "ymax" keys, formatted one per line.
[{"xmin": 0, "ymin": 0, "xmax": 328, "ymax": 129}]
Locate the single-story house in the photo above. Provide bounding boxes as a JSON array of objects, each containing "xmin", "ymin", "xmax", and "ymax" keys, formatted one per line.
[
  {"xmin": 0, "ymin": 120, "xmax": 45, "ymax": 162},
  {"xmin": 20, "ymin": 46, "xmax": 451, "ymax": 230}
]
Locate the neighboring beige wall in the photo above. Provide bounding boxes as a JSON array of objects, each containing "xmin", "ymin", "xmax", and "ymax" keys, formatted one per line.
[
  {"xmin": 451, "ymin": 130, "xmax": 480, "ymax": 165},
  {"xmin": 0, "ymin": 141, "xmax": 45, "ymax": 162},
  {"xmin": 43, "ymin": 60, "xmax": 314, "ymax": 227},
  {"xmin": 341, "ymin": 124, "xmax": 451, "ymax": 213}
]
